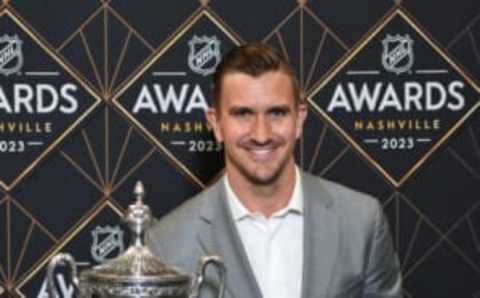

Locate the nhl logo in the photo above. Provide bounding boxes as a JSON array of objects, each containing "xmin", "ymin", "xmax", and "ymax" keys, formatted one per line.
[
  {"xmin": 90, "ymin": 225, "xmax": 124, "ymax": 263},
  {"xmin": 381, "ymin": 34, "xmax": 414, "ymax": 74},
  {"xmin": 0, "ymin": 34, "xmax": 23, "ymax": 76},
  {"xmin": 188, "ymin": 35, "xmax": 221, "ymax": 76}
]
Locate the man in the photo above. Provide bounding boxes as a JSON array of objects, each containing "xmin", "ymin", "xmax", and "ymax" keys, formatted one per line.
[{"xmin": 146, "ymin": 43, "xmax": 402, "ymax": 298}]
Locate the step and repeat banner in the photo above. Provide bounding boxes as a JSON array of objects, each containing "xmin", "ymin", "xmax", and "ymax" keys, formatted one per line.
[{"xmin": 0, "ymin": 0, "xmax": 479, "ymax": 297}]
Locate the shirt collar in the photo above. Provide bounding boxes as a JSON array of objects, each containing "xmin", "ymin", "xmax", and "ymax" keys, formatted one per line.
[{"xmin": 224, "ymin": 167, "xmax": 304, "ymax": 221}]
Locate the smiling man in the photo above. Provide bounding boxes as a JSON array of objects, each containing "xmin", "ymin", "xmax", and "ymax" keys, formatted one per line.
[{"xmin": 146, "ymin": 43, "xmax": 403, "ymax": 298}]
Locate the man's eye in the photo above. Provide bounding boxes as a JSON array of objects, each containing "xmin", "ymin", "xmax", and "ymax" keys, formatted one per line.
[
  {"xmin": 231, "ymin": 109, "xmax": 252, "ymax": 117},
  {"xmin": 269, "ymin": 108, "xmax": 288, "ymax": 117}
]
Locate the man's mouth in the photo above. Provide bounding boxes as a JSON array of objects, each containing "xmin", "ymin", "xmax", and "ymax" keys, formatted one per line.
[{"xmin": 246, "ymin": 147, "xmax": 277, "ymax": 161}]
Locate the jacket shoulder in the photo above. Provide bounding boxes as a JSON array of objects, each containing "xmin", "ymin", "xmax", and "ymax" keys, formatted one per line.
[
  {"xmin": 147, "ymin": 185, "xmax": 212, "ymax": 238},
  {"xmin": 304, "ymin": 174, "xmax": 379, "ymax": 212},
  {"xmin": 303, "ymin": 173, "xmax": 382, "ymax": 223},
  {"xmin": 145, "ymin": 183, "xmax": 219, "ymax": 259}
]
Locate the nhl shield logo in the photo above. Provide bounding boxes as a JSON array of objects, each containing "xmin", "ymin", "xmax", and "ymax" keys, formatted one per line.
[
  {"xmin": 381, "ymin": 34, "xmax": 414, "ymax": 74},
  {"xmin": 90, "ymin": 225, "xmax": 124, "ymax": 263},
  {"xmin": 0, "ymin": 34, "xmax": 23, "ymax": 76},
  {"xmin": 188, "ymin": 35, "xmax": 221, "ymax": 76}
]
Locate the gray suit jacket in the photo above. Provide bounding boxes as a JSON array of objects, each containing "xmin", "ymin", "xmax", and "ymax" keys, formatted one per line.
[{"xmin": 146, "ymin": 172, "xmax": 402, "ymax": 298}]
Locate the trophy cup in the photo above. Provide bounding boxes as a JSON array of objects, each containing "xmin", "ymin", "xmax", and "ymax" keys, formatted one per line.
[{"xmin": 47, "ymin": 181, "xmax": 225, "ymax": 298}]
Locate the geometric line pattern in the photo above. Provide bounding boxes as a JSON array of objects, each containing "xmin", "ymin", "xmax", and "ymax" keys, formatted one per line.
[
  {"xmin": 0, "ymin": 196, "xmax": 57, "ymax": 295},
  {"xmin": 447, "ymin": 12, "xmax": 480, "ymax": 84},
  {"xmin": 399, "ymin": 193, "xmax": 480, "ymax": 279},
  {"xmin": 263, "ymin": 4, "xmax": 348, "ymax": 97},
  {"xmin": 448, "ymin": 127, "xmax": 480, "ymax": 180},
  {"xmin": 0, "ymin": 1, "xmax": 478, "ymax": 297},
  {"xmin": 14, "ymin": 200, "xmax": 124, "ymax": 298},
  {"xmin": 59, "ymin": 107, "xmax": 159, "ymax": 204},
  {"xmin": 57, "ymin": 5, "xmax": 155, "ymax": 100}
]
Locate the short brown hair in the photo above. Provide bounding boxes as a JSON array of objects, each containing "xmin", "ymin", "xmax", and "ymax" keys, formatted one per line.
[{"xmin": 212, "ymin": 43, "xmax": 301, "ymax": 109}]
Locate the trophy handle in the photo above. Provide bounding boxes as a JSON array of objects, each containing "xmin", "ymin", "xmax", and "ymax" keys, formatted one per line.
[
  {"xmin": 190, "ymin": 255, "xmax": 226, "ymax": 298},
  {"xmin": 47, "ymin": 253, "xmax": 80, "ymax": 298}
]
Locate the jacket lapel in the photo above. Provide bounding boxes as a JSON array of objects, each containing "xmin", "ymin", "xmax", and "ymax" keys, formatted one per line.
[
  {"xmin": 301, "ymin": 173, "xmax": 340, "ymax": 298},
  {"xmin": 196, "ymin": 179, "xmax": 262, "ymax": 298}
]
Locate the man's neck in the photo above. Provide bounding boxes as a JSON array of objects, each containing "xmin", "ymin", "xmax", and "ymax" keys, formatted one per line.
[{"xmin": 226, "ymin": 164, "xmax": 297, "ymax": 218}]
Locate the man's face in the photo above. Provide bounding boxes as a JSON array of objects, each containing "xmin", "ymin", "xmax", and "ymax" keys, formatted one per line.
[{"xmin": 206, "ymin": 70, "xmax": 307, "ymax": 186}]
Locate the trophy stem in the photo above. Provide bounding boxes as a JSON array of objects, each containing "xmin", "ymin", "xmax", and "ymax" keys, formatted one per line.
[{"xmin": 126, "ymin": 181, "xmax": 153, "ymax": 248}]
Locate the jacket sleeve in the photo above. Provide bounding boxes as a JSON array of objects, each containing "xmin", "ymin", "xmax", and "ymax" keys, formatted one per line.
[{"xmin": 363, "ymin": 201, "xmax": 403, "ymax": 298}]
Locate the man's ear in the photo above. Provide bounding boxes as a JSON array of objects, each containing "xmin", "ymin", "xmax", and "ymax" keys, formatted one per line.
[
  {"xmin": 295, "ymin": 103, "xmax": 308, "ymax": 139},
  {"xmin": 205, "ymin": 107, "xmax": 223, "ymax": 143}
]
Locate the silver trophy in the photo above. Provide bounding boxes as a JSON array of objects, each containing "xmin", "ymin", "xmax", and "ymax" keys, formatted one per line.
[{"xmin": 47, "ymin": 181, "xmax": 225, "ymax": 298}]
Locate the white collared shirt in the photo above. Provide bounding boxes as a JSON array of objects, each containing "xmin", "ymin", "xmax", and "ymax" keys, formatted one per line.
[{"xmin": 225, "ymin": 168, "xmax": 304, "ymax": 298}]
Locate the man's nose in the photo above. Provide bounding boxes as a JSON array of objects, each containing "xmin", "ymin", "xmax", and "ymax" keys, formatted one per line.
[{"xmin": 251, "ymin": 115, "xmax": 272, "ymax": 143}]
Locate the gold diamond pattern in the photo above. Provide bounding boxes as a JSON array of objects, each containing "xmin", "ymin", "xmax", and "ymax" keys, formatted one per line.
[
  {"xmin": 308, "ymin": 8, "xmax": 480, "ymax": 187},
  {"xmin": 0, "ymin": 1, "xmax": 475, "ymax": 297}
]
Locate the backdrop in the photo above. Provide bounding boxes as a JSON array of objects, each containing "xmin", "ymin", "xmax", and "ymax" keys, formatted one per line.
[{"xmin": 0, "ymin": 0, "xmax": 479, "ymax": 297}]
